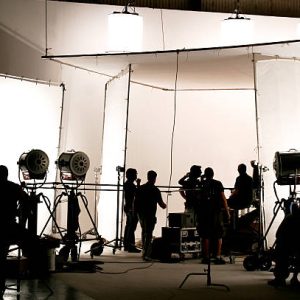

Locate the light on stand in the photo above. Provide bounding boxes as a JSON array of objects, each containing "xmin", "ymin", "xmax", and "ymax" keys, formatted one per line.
[
  {"xmin": 107, "ymin": 2, "xmax": 143, "ymax": 52},
  {"xmin": 221, "ymin": 0, "xmax": 253, "ymax": 45},
  {"xmin": 17, "ymin": 149, "xmax": 50, "ymax": 235},
  {"xmin": 18, "ymin": 149, "xmax": 49, "ymax": 180},
  {"xmin": 56, "ymin": 151, "xmax": 90, "ymax": 181},
  {"xmin": 273, "ymin": 150, "xmax": 300, "ymax": 185}
]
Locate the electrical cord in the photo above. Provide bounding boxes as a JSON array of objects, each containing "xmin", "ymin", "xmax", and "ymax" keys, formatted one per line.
[
  {"xmin": 96, "ymin": 262, "xmax": 154, "ymax": 274},
  {"xmin": 166, "ymin": 51, "xmax": 179, "ymax": 223}
]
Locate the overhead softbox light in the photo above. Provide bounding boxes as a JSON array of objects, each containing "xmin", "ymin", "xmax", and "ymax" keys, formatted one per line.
[
  {"xmin": 107, "ymin": 4, "xmax": 143, "ymax": 52},
  {"xmin": 221, "ymin": 0, "xmax": 253, "ymax": 45},
  {"xmin": 56, "ymin": 151, "xmax": 90, "ymax": 181},
  {"xmin": 18, "ymin": 149, "xmax": 49, "ymax": 180}
]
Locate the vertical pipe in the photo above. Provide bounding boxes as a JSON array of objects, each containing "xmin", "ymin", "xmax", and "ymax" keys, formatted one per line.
[
  {"xmin": 52, "ymin": 83, "xmax": 66, "ymax": 233},
  {"xmin": 252, "ymin": 53, "xmax": 260, "ymax": 163},
  {"xmin": 252, "ymin": 53, "xmax": 266, "ymax": 249},
  {"xmin": 119, "ymin": 64, "xmax": 132, "ymax": 246},
  {"xmin": 45, "ymin": 0, "xmax": 48, "ymax": 56}
]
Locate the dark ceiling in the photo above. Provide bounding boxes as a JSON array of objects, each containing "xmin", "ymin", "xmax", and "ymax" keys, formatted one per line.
[{"xmin": 51, "ymin": 0, "xmax": 300, "ymax": 18}]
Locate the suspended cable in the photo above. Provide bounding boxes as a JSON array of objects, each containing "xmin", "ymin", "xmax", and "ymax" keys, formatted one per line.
[
  {"xmin": 160, "ymin": 9, "xmax": 166, "ymax": 51},
  {"xmin": 166, "ymin": 51, "xmax": 179, "ymax": 224}
]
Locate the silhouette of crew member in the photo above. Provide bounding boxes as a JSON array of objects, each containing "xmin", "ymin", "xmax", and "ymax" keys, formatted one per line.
[
  {"xmin": 178, "ymin": 165, "xmax": 202, "ymax": 212},
  {"xmin": 268, "ymin": 207, "xmax": 300, "ymax": 287},
  {"xmin": 196, "ymin": 167, "xmax": 230, "ymax": 264},
  {"xmin": 135, "ymin": 170, "xmax": 167, "ymax": 261},
  {"xmin": 123, "ymin": 168, "xmax": 141, "ymax": 253},
  {"xmin": 228, "ymin": 163, "xmax": 254, "ymax": 210},
  {"xmin": 0, "ymin": 165, "xmax": 48, "ymax": 297}
]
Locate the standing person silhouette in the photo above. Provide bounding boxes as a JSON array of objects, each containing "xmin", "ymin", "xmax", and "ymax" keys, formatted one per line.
[
  {"xmin": 123, "ymin": 168, "xmax": 141, "ymax": 253},
  {"xmin": 196, "ymin": 167, "xmax": 230, "ymax": 264},
  {"xmin": 178, "ymin": 165, "xmax": 202, "ymax": 212},
  {"xmin": 135, "ymin": 170, "xmax": 167, "ymax": 261},
  {"xmin": 0, "ymin": 165, "xmax": 48, "ymax": 297}
]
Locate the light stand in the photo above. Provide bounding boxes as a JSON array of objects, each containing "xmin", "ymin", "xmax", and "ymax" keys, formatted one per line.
[
  {"xmin": 46, "ymin": 151, "xmax": 104, "ymax": 264},
  {"xmin": 103, "ymin": 166, "xmax": 125, "ymax": 254},
  {"xmin": 179, "ymin": 241, "xmax": 230, "ymax": 291},
  {"xmin": 243, "ymin": 151, "xmax": 300, "ymax": 271}
]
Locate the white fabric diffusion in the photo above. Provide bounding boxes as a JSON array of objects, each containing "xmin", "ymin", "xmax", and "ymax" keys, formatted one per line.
[
  {"xmin": 98, "ymin": 68, "xmax": 130, "ymax": 240},
  {"xmin": 256, "ymin": 60, "xmax": 300, "ymax": 244}
]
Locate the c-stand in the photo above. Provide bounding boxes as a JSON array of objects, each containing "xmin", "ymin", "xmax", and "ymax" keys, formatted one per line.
[
  {"xmin": 243, "ymin": 181, "xmax": 297, "ymax": 271},
  {"xmin": 179, "ymin": 241, "xmax": 230, "ymax": 291}
]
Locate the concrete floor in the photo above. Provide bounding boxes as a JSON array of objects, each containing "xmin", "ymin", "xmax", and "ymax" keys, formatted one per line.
[{"xmin": 3, "ymin": 248, "xmax": 300, "ymax": 300}]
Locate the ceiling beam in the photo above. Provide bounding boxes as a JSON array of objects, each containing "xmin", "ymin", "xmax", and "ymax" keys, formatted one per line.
[{"xmin": 50, "ymin": 0, "xmax": 300, "ymax": 18}]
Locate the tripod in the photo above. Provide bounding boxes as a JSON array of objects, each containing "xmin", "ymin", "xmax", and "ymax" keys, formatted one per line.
[{"xmin": 179, "ymin": 239, "xmax": 230, "ymax": 291}]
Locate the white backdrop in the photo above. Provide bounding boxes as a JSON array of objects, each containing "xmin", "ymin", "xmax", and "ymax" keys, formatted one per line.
[
  {"xmin": 256, "ymin": 59, "xmax": 300, "ymax": 243},
  {"xmin": 0, "ymin": 76, "xmax": 62, "ymax": 233},
  {"xmin": 126, "ymin": 85, "xmax": 257, "ymax": 238}
]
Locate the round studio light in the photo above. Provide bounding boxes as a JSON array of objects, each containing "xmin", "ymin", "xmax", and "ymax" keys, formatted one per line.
[
  {"xmin": 274, "ymin": 150, "xmax": 300, "ymax": 185},
  {"xmin": 18, "ymin": 149, "xmax": 49, "ymax": 180},
  {"xmin": 56, "ymin": 151, "xmax": 90, "ymax": 180}
]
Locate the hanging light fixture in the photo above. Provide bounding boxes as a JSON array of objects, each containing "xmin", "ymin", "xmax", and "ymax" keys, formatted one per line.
[
  {"xmin": 107, "ymin": 2, "xmax": 143, "ymax": 52},
  {"xmin": 221, "ymin": 0, "xmax": 254, "ymax": 45}
]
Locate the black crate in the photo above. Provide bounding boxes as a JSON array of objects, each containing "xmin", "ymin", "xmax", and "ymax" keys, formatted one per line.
[
  {"xmin": 168, "ymin": 212, "xmax": 195, "ymax": 228},
  {"xmin": 162, "ymin": 227, "xmax": 201, "ymax": 254}
]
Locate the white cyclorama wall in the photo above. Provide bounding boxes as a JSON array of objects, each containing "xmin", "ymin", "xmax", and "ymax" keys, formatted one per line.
[
  {"xmin": 2, "ymin": 0, "xmax": 300, "ymax": 247},
  {"xmin": 125, "ymin": 85, "xmax": 257, "ymax": 239},
  {"xmin": 0, "ymin": 76, "xmax": 62, "ymax": 234},
  {"xmin": 256, "ymin": 59, "xmax": 300, "ymax": 244}
]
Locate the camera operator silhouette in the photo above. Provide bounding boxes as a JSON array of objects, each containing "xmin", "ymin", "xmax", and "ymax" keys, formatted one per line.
[{"xmin": 0, "ymin": 165, "xmax": 49, "ymax": 297}]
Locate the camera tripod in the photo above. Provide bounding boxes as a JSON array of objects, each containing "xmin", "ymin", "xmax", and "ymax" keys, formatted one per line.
[{"xmin": 179, "ymin": 240, "xmax": 230, "ymax": 291}]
